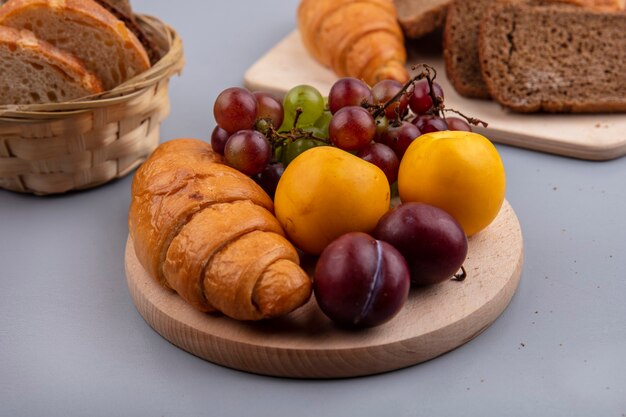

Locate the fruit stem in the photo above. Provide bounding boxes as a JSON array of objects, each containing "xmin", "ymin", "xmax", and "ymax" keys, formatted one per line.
[
  {"xmin": 452, "ymin": 265, "xmax": 467, "ymax": 281},
  {"xmin": 443, "ymin": 109, "xmax": 489, "ymax": 128},
  {"xmin": 371, "ymin": 64, "xmax": 437, "ymax": 120}
]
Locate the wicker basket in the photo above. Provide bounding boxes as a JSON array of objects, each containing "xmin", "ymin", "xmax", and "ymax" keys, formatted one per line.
[{"xmin": 0, "ymin": 15, "xmax": 184, "ymax": 195}]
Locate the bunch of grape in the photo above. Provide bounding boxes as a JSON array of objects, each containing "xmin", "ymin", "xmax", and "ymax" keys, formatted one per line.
[{"xmin": 211, "ymin": 65, "xmax": 478, "ymax": 198}]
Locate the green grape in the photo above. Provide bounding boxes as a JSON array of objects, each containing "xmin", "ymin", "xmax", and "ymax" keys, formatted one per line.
[
  {"xmin": 313, "ymin": 110, "xmax": 332, "ymax": 139},
  {"xmin": 283, "ymin": 85, "xmax": 324, "ymax": 128},
  {"xmin": 278, "ymin": 114, "xmax": 295, "ymax": 132},
  {"xmin": 282, "ymin": 139, "xmax": 326, "ymax": 166},
  {"xmin": 301, "ymin": 125, "xmax": 327, "ymax": 138}
]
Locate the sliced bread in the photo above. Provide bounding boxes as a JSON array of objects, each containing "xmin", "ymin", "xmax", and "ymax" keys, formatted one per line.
[
  {"xmin": 92, "ymin": 0, "xmax": 161, "ymax": 64},
  {"xmin": 443, "ymin": 0, "xmax": 493, "ymax": 99},
  {"xmin": 0, "ymin": 0, "xmax": 151, "ymax": 91},
  {"xmin": 0, "ymin": 25, "xmax": 103, "ymax": 105},
  {"xmin": 479, "ymin": 0, "xmax": 626, "ymax": 112},
  {"xmin": 394, "ymin": 0, "xmax": 451, "ymax": 39}
]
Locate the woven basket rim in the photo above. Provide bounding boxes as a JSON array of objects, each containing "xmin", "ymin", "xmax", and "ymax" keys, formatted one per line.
[{"xmin": 0, "ymin": 14, "xmax": 184, "ymax": 121}]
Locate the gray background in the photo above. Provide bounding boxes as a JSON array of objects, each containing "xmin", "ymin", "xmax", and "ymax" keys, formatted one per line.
[{"xmin": 1, "ymin": 1, "xmax": 625, "ymax": 416}]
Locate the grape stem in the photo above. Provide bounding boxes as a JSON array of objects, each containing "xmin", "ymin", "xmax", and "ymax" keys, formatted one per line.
[
  {"xmin": 369, "ymin": 63, "xmax": 488, "ymax": 129},
  {"xmin": 371, "ymin": 64, "xmax": 436, "ymax": 120},
  {"xmin": 443, "ymin": 109, "xmax": 488, "ymax": 128}
]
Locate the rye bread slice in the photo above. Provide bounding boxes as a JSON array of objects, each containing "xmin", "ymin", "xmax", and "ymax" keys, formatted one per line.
[
  {"xmin": 443, "ymin": 0, "xmax": 492, "ymax": 99},
  {"xmin": 479, "ymin": 0, "xmax": 626, "ymax": 113},
  {"xmin": 394, "ymin": 0, "xmax": 451, "ymax": 39},
  {"xmin": 0, "ymin": 26, "xmax": 103, "ymax": 105}
]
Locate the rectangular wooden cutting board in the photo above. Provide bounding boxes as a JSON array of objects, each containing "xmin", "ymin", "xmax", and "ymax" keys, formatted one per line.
[{"xmin": 244, "ymin": 31, "xmax": 626, "ymax": 161}]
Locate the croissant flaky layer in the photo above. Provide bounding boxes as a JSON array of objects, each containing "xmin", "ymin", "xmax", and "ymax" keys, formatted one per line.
[
  {"xmin": 298, "ymin": 0, "xmax": 409, "ymax": 85},
  {"xmin": 129, "ymin": 138, "xmax": 312, "ymax": 321}
]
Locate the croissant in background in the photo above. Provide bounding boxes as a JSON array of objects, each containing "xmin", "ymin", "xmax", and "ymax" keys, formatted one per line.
[
  {"xmin": 128, "ymin": 139, "xmax": 312, "ymax": 321},
  {"xmin": 298, "ymin": 0, "xmax": 409, "ymax": 86}
]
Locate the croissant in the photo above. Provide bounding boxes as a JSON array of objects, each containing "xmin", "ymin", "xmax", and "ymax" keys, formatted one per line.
[
  {"xmin": 128, "ymin": 138, "xmax": 312, "ymax": 320},
  {"xmin": 297, "ymin": 0, "xmax": 409, "ymax": 86}
]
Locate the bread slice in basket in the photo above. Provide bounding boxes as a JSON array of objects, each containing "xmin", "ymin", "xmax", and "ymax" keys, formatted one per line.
[
  {"xmin": 0, "ymin": 0, "xmax": 151, "ymax": 91},
  {"xmin": 0, "ymin": 25, "xmax": 103, "ymax": 105}
]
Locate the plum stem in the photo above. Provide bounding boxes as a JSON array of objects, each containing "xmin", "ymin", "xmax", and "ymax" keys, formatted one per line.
[{"xmin": 452, "ymin": 265, "xmax": 467, "ymax": 281}]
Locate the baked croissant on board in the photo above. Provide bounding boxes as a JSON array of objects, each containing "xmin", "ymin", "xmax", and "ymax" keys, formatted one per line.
[
  {"xmin": 128, "ymin": 139, "xmax": 312, "ymax": 321},
  {"xmin": 298, "ymin": 0, "xmax": 409, "ymax": 86}
]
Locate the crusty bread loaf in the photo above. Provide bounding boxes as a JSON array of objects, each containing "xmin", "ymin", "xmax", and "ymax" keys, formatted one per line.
[
  {"xmin": 479, "ymin": 0, "xmax": 626, "ymax": 112},
  {"xmin": 0, "ymin": 0, "xmax": 151, "ymax": 91},
  {"xmin": 0, "ymin": 25, "xmax": 102, "ymax": 105},
  {"xmin": 443, "ymin": 0, "xmax": 492, "ymax": 99},
  {"xmin": 394, "ymin": 0, "xmax": 451, "ymax": 39}
]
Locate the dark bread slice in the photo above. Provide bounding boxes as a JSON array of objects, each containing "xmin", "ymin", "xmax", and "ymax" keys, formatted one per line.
[
  {"xmin": 443, "ymin": 0, "xmax": 492, "ymax": 98},
  {"xmin": 92, "ymin": 0, "xmax": 161, "ymax": 64},
  {"xmin": 394, "ymin": 0, "xmax": 451, "ymax": 39},
  {"xmin": 479, "ymin": 0, "xmax": 626, "ymax": 113}
]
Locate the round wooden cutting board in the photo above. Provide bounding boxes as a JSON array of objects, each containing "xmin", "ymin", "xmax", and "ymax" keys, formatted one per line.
[{"xmin": 125, "ymin": 200, "xmax": 523, "ymax": 379}]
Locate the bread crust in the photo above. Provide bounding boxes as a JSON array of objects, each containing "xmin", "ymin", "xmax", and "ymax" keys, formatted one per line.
[
  {"xmin": 395, "ymin": 0, "xmax": 450, "ymax": 39},
  {"xmin": 0, "ymin": 25, "xmax": 102, "ymax": 104}
]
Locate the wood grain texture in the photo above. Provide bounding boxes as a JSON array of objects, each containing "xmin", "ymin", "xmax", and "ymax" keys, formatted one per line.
[
  {"xmin": 125, "ymin": 200, "xmax": 523, "ymax": 379},
  {"xmin": 243, "ymin": 30, "xmax": 626, "ymax": 161}
]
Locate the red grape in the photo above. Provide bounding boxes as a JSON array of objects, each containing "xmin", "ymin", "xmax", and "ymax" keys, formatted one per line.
[
  {"xmin": 374, "ymin": 203, "xmax": 468, "ymax": 286},
  {"xmin": 357, "ymin": 142, "xmax": 400, "ymax": 184},
  {"xmin": 384, "ymin": 121, "xmax": 421, "ymax": 159},
  {"xmin": 446, "ymin": 117, "xmax": 472, "ymax": 132},
  {"xmin": 254, "ymin": 162, "xmax": 285, "ymax": 199},
  {"xmin": 328, "ymin": 77, "xmax": 373, "ymax": 114},
  {"xmin": 409, "ymin": 79, "xmax": 444, "ymax": 115},
  {"xmin": 412, "ymin": 115, "xmax": 448, "ymax": 133},
  {"xmin": 329, "ymin": 106, "xmax": 376, "ymax": 151},
  {"xmin": 371, "ymin": 79, "xmax": 409, "ymax": 121},
  {"xmin": 374, "ymin": 115, "xmax": 389, "ymax": 143},
  {"xmin": 253, "ymin": 91, "xmax": 284, "ymax": 129},
  {"xmin": 213, "ymin": 87, "xmax": 258, "ymax": 133},
  {"xmin": 314, "ymin": 232, "xmax": 410, "ymax": 328},
  {"xmin": 223, "ymin": 130, "xmax": 271, "ymax": 176},
  {"xmin": 210, "ymin": 126, "xmax": 230, "ymax": 155}
]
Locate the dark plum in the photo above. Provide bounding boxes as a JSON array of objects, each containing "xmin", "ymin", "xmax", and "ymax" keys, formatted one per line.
[
  {"xmin": 357, "ymin": 142, "xmax": 399, "ymax": 184},
  {"xmin": 314, "ymin": 232, "xmax": 410, "ymax": 328},
  {"xmin": 374, "ymin": 203, "xmax": 468, "ymax": 286}
]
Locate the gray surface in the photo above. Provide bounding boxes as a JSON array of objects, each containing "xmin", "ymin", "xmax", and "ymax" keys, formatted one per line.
[{"xmin": 1, "ymin": 1, "xmax": 625, "ymax": 416}]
